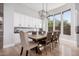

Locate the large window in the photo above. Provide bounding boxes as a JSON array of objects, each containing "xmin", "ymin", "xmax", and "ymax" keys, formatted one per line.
[
  {"xmin": 62, "ymin": 9, "xmax": 71, "ymax": 35},
  {"xmin": 48, "ymin": 9, "xmax": 71, "ymax": 35},
  {"xmin": 48, "ymin": 16, "xmax": 53, "ymax": 31},
  {"xmin": 54, "ymin": 13, "xmax": 61, "ymax": 31}
]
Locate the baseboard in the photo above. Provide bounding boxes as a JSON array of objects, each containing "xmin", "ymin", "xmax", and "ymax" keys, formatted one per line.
[
  {"xmin": 3, "ymin": 43, "xmax": 15, "ymax": 48},
  {"xmin": 3, "ymin": 38, "xmax": 77, "ymax": 48}
]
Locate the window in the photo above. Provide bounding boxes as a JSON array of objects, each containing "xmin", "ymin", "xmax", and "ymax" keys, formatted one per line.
[
  {"xmin": 62, "ymin": 9, "xmax": 71, "ymax": 35},
  {"xmin": 48, "ymin": 16, "xmax": 53, "ymax": 31},
  {"xmin": 54, "ymin": 13, "xmax": 61, "ymax": 31}
]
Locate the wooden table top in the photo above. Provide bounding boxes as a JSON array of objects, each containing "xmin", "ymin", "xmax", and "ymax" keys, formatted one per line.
[{"xmin": 28, "ymin": 34, "xmax": 47, "ymax": 41}]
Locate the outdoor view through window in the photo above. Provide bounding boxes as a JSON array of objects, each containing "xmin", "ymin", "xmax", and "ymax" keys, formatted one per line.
[
  {"xmin": 48, "ymin": 16, "xmax": 53, "ymax": 32},
  {"xmin": 63, "ymin": 9, "xmax": 71, "ymax": 35},
  {"xmin": 54, "ymin": 13, "xmax": 61, "ymax": 31}
]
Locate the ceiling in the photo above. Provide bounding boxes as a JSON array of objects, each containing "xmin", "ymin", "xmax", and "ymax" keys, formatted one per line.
[
  {"xmin": 23, "ymin": 3, "xmax": 66, "ymax": 12},
  {"xmin": 0, "ymin": 3, "xmax": 66, "ymax": 17}
]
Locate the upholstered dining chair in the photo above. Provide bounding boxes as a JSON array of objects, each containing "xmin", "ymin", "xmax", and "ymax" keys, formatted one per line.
[
  {"xmin": 45, "ymin": 32, "xmax": 53, "ymax": 54},
  {"xmin": 52, "ymin": 31, "xmax": 60, "ymax": 47},
  {"xmin": 32, "ymin": 31, "xmax": 37, "ymax": 35},
  {"xmin": 39, "ymin": 31, "xmax": 46, "ymax": 35},
  {"xmin": 38, "ymin": 31, "xmax": 52, "ymax": 55},
  {"xmin": 20, "ymin": 31, "xmax": 38, "ymax": 56}
]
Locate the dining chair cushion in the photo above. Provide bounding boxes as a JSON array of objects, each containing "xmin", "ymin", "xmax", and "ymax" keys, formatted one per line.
[{"xmin": 20, "ymin": 31, "xmax": 38, "ymax": 50}]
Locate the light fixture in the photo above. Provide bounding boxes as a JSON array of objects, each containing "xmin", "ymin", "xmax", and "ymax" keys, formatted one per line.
[{"xmin": 39, "ymin": 3, "xmax": 48, "ymax": 19}]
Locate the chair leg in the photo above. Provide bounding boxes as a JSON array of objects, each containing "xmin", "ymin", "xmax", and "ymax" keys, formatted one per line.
[
  {"xmin": 35, "ymin": 47, "xmax": 38, "ymax": 54},
  {"xmin": 50, "ymin": 43, "xmax": 53, "ymax": 55},
  {"xmin": 20, "ymin": 47, "xmax": 23, "ymax": 56},
  {"xmin": 36, "ymin": 46, "xmax": 42, "ymax": 55},
  {"xmin": 51, "ymin": 42, "xmax": 53, "ymax": 48},
  {"xmin": 50, "ymin": 43, "xmax": 53, "ymax": 53},
  {"xmin": 26, "ymin": 50, "xmax": 28, "ymax": 56},
  {"xmin": 44, "ymin": 46, "xmax": 47, "ymax": 55}
]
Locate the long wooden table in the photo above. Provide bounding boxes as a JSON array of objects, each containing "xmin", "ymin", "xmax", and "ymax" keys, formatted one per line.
[
  {"xmin": 28, "ymin": 34, "xmax": 47, "ymax": 42},
  {"xmin": 28, "ymin": 34, "xmax": 47, "ymax": 54}
]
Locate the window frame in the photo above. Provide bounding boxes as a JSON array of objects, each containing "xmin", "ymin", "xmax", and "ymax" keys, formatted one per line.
[
  {"xmin": 48, "ymin": 9, "xmax": 71, "ymax": 35},
  {"xmin": 54, "ymin": 12, "xmax": 61, "ymax": 31}
]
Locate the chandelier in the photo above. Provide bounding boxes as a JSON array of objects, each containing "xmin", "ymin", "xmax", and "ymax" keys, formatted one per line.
[{"xmin": 39, "ymin": 3, "xmax": 48, "ymax": 19}]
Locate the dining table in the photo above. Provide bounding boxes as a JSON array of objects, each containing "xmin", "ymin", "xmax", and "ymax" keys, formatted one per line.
[
  {"xmin": 28, "ymin": 32, "xmax": 54, "ymax": 54},
  {"xmin": 28, "ymin": 34, "xmax": 47, "ymax": 54},
  {"xmin": 28, "ymin": 34, "xmax": 47, "ymax": 42}
]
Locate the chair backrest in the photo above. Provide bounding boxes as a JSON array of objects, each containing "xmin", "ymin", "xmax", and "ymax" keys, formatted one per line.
[
  {"xmin": 38, "ymin": 31, "xmax": 42, "ymax": 35},
  {"xmin": 20, "ymin": 31, "xmax": 29, "ymax": 47},
  {"xmin": 46, "ymin": 32, "xmax": 52, "ymax": 42},
  {"xmin": 53, "ymin": 31, "xmax": 60, "ymax": 41},
  {"xmin": 39, "ymin": 31, "xmax": 46, "ymax": 35},
  {"xmin": 32, "ymin": 31, "xmax": 37, "ymax": 35}
]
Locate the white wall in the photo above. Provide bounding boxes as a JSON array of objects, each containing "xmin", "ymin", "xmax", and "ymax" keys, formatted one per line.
[
  {"xmin": 75, "ymin": 4, "xmax": 79, "ymax": 47},
  {"xmin": 3, "ymin": 3, "xmax": 41, "ymax": 48},
  {"xmin": 14, "ymin": 4, "xmax": 39, "ymax": 19},
  {"xmin": 42, "ymin": 18, "xmax": 48, "ymax": 33},
  {"xmin": 14, "ymin": 12, "xmax": 42, "ymax": 28},
  {"xmin": 4, "ymin": 4, "xmax": 15, "ymax": 48},
  {"xmin": 13, "ymin": 4, "xmax": 42, "ymax": 44}
]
